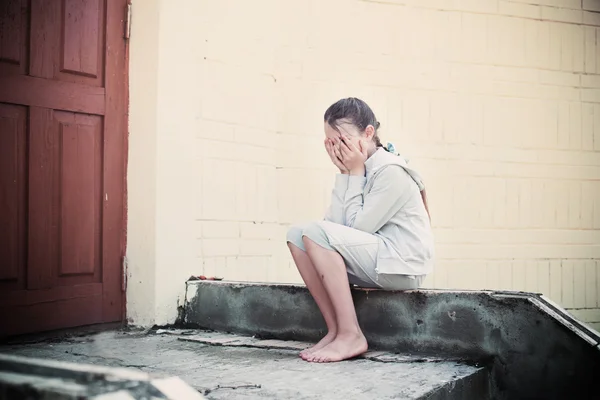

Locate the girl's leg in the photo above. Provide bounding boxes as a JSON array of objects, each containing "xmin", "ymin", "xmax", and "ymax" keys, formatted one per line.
[
  {"xmin": 288, "ymin": 243, "xmax": 338, "ymax": 358},
  {"xmin": 302, "ymin": 236, "xmax": 368, "ymax": 363}
]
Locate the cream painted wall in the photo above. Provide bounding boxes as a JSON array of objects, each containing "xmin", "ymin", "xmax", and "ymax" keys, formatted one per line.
[{"xmin": 128, "ymin": 0, "xmax": 600, "ymax": 329}]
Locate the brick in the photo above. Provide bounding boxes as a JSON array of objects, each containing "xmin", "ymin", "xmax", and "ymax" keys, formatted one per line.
[
  {"xmin": 535, "ymin": 21, "xmax": 552, "ymax": 69},
  {"xmin": 589, "ymin": 322, "xmax": 600, "ymax": 332},
  {"xmin": 504, "ymin": 180, "xmax": 521, "ymax": 228},
  {"xmin": 276, "ymin": 133, "xmax": 330, "ymax": 170},
  {"xmin": 447, "ymin": 262, "xmax": 484, "ymax": 289},
  {"xmin": 580, "ymin": 181, "xmax": 595, "ymax": 229},
  {"xmin": 595, "ymin": 105, "xmax": 600, "ymax": 150},
  {"xmin": 234, "ymin": 126, "xmax": 277, "ymax": 149},
  {"xmin": 583, "ymin": 11, "xmax": 600, "ymax": 26},
  {"xmin": 582, "ymin": 74, "xmax": 600, "ymax": 88},
  {"xmin": 530, "ymin": 179, "xmax": 545, "ymax": 228},
  {"xmin": 199, "ymin": 221, "xmax": 239, "ymax": 238},
  {"xmin": 568, "ymin": 182, "xmax": 582, "ymax": 228},
  {"xmin": 539, "ymin": 181, "xmax": 555, "ymax": 228},
  {"xmin": 555, "ymin": 181, "xmax": 570, "ymax": 228},
  {"xmin": 541, "ymin": 6, "xmax": 583, "ymax": 24},
  {"xmin": 274, "ymin": 47, "xmax": 304, "ymax": 79},
  {"xmin": 239, "ymin": 240, "xmax": 275, "ymax": 256},
  {"xmin": 537, "ymin": 261, "xmax": 551, "ymax": 297},
  {"xmin": 201, "ymin": 62, "xmax": 277, "ymax": 131},
  {"xmin": 512, "ymin": 260, "xmax": 527, "ymax": 291},
  {"xmin": 459, "ymin": 14, "xmax": 488, "ymax": 63},
  {"xmin": 539, "ymin": 70, "xmax": 579, "ymax": 87},
  {"xmin": 196, "ymin": 139, "xmax": 275, "ymax": 166},
  {"xmin": 574, "ymin": 263, "xmax": 588, "ymax": 308},
  {"xmin": 583, "ymin": 0, "xmax": 600, "ymax": 12},
  {"xmin": 200, "ymin": 158, "xmax": 237, "ymax": 220},
  {"xmin": 457, "ymin": 0, "xmax": 497, "ymax": 13},
  {"xmin": 582, "ymin": 103, "xmax": 595, "ymax": 150},
  {"xmin": 518, "ymin": 180, "xmax": 532, "ymax": 228},
  {"xmin": 240, "ymin": 256, "xmax": 271, "ymax": 281},
  {"xmin": 597, "ymin": 28, "xmax": 600, "ymax": 74},
  {"xmin": 549, "ymin": 23, "xmax": 563, "ymax": 70},
  {"xmin": 519, "ymin": 0, "xmax": 581, "ymax": 9},
  {"xmin": 240, "ymin": 222, "xmax": 278, "ymax": 239},
  {"xmin": 435, "ymin": 13, "xmax": 462, "ymax": 62},
  {"xmin": 498, "ymin": 261, "xmax": 513, "ymax": 291},
  {"xmin": 557, "ymin": 101, "xmax": 571, "ymax": 149},
  {"xmin": 524, "ymin": 261, "xmax": 539, "ymax": 293},
  {"xmin": 597, "ymin": 261, "xmax": 600, "ymax": 308},
  {"xmin": 561, "ymin": 25, "xmax": 576, "ymax": 71},
  {"xmin": 570, "ymin": 102, "xmax": 583, "ymax": 150},
  {"xmin": 567, "ymin": 308, "xmax": 600, "ymax": 322},
  {"xmin": 201, "ymin": 239, "xmax": 240, "ymax": 257},
  {"xmin": 499, "ymin": 1, "xmax": 540, "ymax": 18},
  {"xmin": 197, "ymin": 120, "xmax": 235, "ymax": 142},
  {"xmin": 562, "ymin": 260, "xmax": 575, "ymax": 308},
  {"xmin": 594, "ymin": 183, "xmax": 600, "ymax": 228},
  {"xmin": 573, "ymin": 26, "xmax": 585, "ymax": 72},
  {"xmin": 202, "ymin": 257, "xmax": 226, "ymax": 277},
  {"xmin": 549, "ymin": 260, "xmax": 562, "ymax": 302},
  {"xmin": 485, "ymin": 261, "xmax": 500, "ymax": 290},
  {"xmin": 422, "ymin": 274, "xmax": 434, "ymax": 288},
  {"xmin": 584, "ymin": 88, "xmax": 600, "ymax": 103},
  {"xmin": 584, "ymin": 27, "xmax": 597, "ymax": 74}
]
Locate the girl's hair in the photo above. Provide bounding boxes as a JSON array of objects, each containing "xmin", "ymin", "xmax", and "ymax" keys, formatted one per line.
[
  {"xmin": 324, "ymin": 97, "xmax": 385, "ymax": 149},
  {"xmin": 324, "ymin": 97, "xmax": 431, "ymax": 222}
]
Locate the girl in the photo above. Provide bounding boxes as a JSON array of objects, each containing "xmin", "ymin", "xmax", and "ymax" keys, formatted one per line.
[{"xmin": 286, "ymin": 98, "xmax": 434, "ymax": 363}]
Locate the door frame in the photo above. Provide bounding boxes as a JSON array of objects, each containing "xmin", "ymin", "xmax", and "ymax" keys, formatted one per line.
[
  {"xmin": 104, "ymin": 0, "xmax": 130, "ymax": 325},
  {"xmin": 102, "ymin": 0, "xmax": 131, "ymax": 322}
]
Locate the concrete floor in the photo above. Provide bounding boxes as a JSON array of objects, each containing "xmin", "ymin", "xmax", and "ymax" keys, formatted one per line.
[{"xmin": 1, "ymin": 330, "xmax": 482, "ymax": 399}]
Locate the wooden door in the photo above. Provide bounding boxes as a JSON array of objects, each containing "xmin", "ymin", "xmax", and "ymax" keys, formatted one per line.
[{"xmin": 0, "ymin": 0, "xmax": 128, "ymax": 337}]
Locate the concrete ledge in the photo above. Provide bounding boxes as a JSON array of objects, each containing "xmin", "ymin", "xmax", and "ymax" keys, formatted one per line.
[
  {"xmin": 161, "ymin": 328, "xmax": 491, "ymax": 400},
  {"xmin": 184, "ymin": 281, "xmax": 600, "ymax": 400},
  {"xmin": 0, "ymin": 353, "xmax": 205, "ymax": 399}
]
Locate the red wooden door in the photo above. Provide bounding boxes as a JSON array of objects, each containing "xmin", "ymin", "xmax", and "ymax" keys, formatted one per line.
[{"xmin": 0, "ymin": 0, "xmax": 127, "ymax": 337}]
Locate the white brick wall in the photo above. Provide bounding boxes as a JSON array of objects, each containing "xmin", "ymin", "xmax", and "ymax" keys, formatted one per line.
[{"xmin": 180, "ymin": 0, "xmax": 600, "ymax": 330}]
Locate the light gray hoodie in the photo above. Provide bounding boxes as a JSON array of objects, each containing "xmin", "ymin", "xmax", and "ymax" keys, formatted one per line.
[{"xmin": 324, "ymin": 148, "xmax": 434, "ymax": 276}]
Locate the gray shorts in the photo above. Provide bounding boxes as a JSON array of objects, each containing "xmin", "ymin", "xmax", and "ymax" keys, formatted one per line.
[{"xmin": 286, "ymin": 221, "xmax": 424, "ymax": 290}]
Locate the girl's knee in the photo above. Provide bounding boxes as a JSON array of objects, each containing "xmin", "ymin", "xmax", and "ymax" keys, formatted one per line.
[
  {"xmin": 302, "ymin": 222, "xmax": 333, "ymax": 251},
  {"xmin": 286, "ymin": 224, "xmax": 306, "ymax": 252}
]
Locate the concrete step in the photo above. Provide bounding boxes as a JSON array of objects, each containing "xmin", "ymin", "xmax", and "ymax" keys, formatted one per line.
[
  {"xmin": 3, "ymin": 330, "xmax": 486, "ymax": 400},
  {"xmin": 0, "ymin": 352, "xmax": 205, "ymax": 399},
  {"xmin": 183, "ymin": 281, "xmax": 600, "ymax": 400},
  {"xmin": 156, "ymin": 328, "xmax": 491, "ymax": 400}
]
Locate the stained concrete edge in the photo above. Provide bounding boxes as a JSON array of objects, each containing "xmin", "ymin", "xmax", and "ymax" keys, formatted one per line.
[
  {"xmin": 0, "ymin": 353, "xmax": 206, "ymax": 399},
  {"xmin": 184, "ymin": 280, "xmax": 600, "ymax": 400}
]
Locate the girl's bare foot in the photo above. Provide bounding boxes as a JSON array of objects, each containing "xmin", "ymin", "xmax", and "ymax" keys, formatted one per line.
[
  {"xmin": 299, "ymin": 332, "xmax": 336, "ymax": 360},
  {"xmin": 305, "ymin": 332, "xmax": 368, "ymax": 363}
]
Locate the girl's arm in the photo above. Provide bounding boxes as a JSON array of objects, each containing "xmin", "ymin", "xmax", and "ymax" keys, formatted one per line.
[
  {"xmin": 343, "ymin": 165, "xmax": 412, "ymax": 233},
  {"xmin": 324, "ymin": 173, "xmax": 349, "ymax": 225}
]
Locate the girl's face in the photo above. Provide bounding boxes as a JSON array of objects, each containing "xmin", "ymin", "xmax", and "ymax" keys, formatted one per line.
[
  {"xmin": 324, "ymin": 119, "xmax": 376, "ymax": 155},
  {"xmin": 324, "ymin": 120, "xmax": 363, "ymax": 148}
]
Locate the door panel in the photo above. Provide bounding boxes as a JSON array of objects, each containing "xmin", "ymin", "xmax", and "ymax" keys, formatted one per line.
[
  {"xmin": 0, "ymin": 0, "xmax": 127, "ymax": 337},
  {"xmin": 58, "ymin": 113, "xmax": 102, "ymax": 279},
  {"xmin": 30, "ymin": 0, "xmax": 105, "ymax": 86},
  {"xmin": 0, "ymin": 0, "xmax": 28, "ymax": 76},
  {"xmin": 28, "ymin": 108, "xmax": 103, "ymax": 290},
  {"xmin": 0, "ymin": 104, "xmax": 26, "ymax": 291}
]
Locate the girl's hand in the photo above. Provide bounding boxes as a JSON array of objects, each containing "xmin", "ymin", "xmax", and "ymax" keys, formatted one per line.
[
  {"xmin": 325, "ymin": 138, "xmax": 348, "ymax": 174},
  {"xmin": 339, "ymin": 136, "xmax": 368, "ymax": 176}
]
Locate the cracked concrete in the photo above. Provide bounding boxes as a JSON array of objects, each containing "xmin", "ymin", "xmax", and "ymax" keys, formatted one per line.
[
  {"xmin": 185, "ymin": 282, "xmax": 600, "ymax": 399},
  {"xmin": 2, "ymin": 330, "xmax": 488, "ymax": 399}
]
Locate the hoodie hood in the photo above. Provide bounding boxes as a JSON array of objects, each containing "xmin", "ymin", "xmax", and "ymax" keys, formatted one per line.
[{"xmin": 364, "ymin": 148, "xmax": 426, "ymax": 191}]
